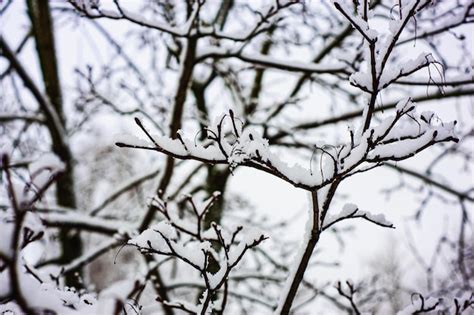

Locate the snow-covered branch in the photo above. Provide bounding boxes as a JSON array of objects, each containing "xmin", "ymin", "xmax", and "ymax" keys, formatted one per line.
[
  {"xmin": 322, "ymin": 203, "xmax": 394, "ymax": 231},
  {"xmin": 128, "ymin": 193, "xmax": 266, "ymax": 314}
]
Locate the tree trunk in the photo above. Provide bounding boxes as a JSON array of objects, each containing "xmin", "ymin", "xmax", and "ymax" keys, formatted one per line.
[{"xmin": 27, "ymin": 0, "xmax": 83, "ymax": 288}]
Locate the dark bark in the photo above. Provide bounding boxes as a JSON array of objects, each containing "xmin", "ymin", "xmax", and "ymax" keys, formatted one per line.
[
  {"xmin": 248, "ymin": 26, "xmax": 275, "ymax": 117},
  {"xmin": 277, "ymin": 191, "xmax": 321, "ymax": 314},
  {"xmin": 26, "ymin": 0, "xmax": 82, "ymax": 288},
  {"xmin": 140, "ymin": 37, "xmax": 198, "ymax": 231},
  {"xmin": 203, "ymin": 166, "xmax": 230, "ymax": 229},
  {"xmin": 137, "ymin": 37, "xmax": 198, "ymax": 315},
  {"xmin": 191, "ymin": 70, "xmax": 231, "ymax": 275}
]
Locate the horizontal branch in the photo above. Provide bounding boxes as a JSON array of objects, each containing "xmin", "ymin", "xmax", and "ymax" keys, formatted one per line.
[
  {"xmin": 41, "ymin": 212, "xmax": 129, "ymax": 235},
  {"xmin": 269, "ymin": 87, "xmax": 474, "ymax": 142},
  {"xmin": 89, "ymin": 166, "xmax": 161, "ymax": 216},
  {"xmin": 384, "ymin": 162, "xmax": 474, "ymax": 202},
  {"xmin": 397, "ymin": 3, "xmax": 474, "ymax": 46},
  {"xmin": 196, "ymin": 48, "xmax": 348, "ymax": 74},
  {"xmin": 0, "ymin": 113, "xmax": 45, "ymax": 124},
  {"xmin": 58, "ymin": 238, "xmax": 123, "ymax": 275},
  {"xmin": 0, "ymin": 37, "xmax": 67, "ymax": 147},
  {"xmin": 164, "ymin": 281, "xmax": 276, "ymax": 309},
  {"xmin": 395, "ymin": 78, "xmax": 474, "ymax": 87}
]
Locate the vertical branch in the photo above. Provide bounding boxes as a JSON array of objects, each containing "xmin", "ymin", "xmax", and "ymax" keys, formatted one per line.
[
  {"xmin": 26, "ymin": 0, "xmax": 82, "ymax": 287},
  {"xmin": 362, "ymin": 40, "xmax": 378, "ymax": 132},
  {"xmin": 140, "ymin": 36, "xmax": 198, "ymax": 230},
  {"xmin": 248, "ymin": 25, "xmax": 275, "ymax": 116},
  {"xmin": 8, "ymin": 202, "xmax": 33, "ymax": 314},
  {"xmin": 2, "ymin": 155, "xmax": 35, "ymax": 314},
  {"xmin": 458, "ymin": 200, "xmax": 470, "ymax": 289},
  {"xmin": 138, "ymin": 31, "xmax": 198, "ymax": 315},
  {"xmin": 3, "ymin": 156, "xmax": 24, "ymax": 303},
  {"xmin": 191, "ymin": 0, "xmax": 236, "ymax": 231},
  {"xmin": 276, "ymin": 191, "xmax": 321, "ymax": 314}
]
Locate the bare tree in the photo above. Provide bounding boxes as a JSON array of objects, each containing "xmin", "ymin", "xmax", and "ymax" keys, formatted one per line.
[{"xmin": 0, "ymin": 0, "xmax": 473, "ymax": 314}]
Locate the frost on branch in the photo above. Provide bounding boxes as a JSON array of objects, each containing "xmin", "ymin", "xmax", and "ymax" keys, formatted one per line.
[
  {"xmin": 104, "ymin": 1, "xmax": 462, "ymax": 313},
  {"xmin": 339, "ymin": 98, "xmax": 458, "ymax": 172},
  {"xmin": 1, "ymin": 154, "xmax": 146, "ymax": 314},
  {"xmin": 322, "ymin": 203, "xmax": 394, "ymax": 230},
  {"xmin": 396, "ymin": 293, "xmax": 441, "ymax": 315},
  {"xmin": 127, "ymin": 193, "xmax": 266, "ymax": 314},
  {"xmin": 1, "ymin": 154, "xmax": 89, "ymax": 314},
  {"xmin": 116, "ymin": 114, "xmax": 329, "ymax": 190},
  {"xmin": 117, "ymin": 98, "xmax": 457, "ymax": 192},
  {"xmin": 336, "ymin": 0, "xmax": 438, "ymax": 93},
  {"xmin": 114, "ymin": 28, "xmax": 459, "ymax": 315}
]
